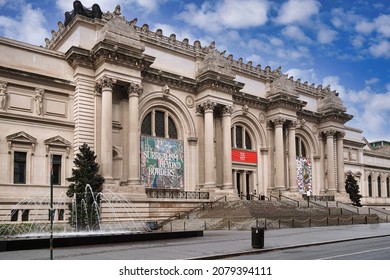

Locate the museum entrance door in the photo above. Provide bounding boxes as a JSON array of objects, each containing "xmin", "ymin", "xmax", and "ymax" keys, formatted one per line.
[{"xmin": 234, "ymin": 170, "xmax": 254, "ymax": 200}]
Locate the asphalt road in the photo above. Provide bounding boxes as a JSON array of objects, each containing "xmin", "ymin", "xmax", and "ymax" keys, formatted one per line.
[{"xmin": 227, "ymin": 235, "xmax": 390, "ymax": 260}]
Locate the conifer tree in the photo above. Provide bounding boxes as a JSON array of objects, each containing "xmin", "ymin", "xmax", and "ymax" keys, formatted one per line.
[
  {"xmin": 67, "ymin": 143, "xmax": 104, "ymax": 231},
  {"xmin": 345, "ymin": 174, "xmax": 362, "ymax": 206}
]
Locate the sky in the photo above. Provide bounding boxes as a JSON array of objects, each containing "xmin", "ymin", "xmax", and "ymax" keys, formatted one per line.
[{"xmin": 0, "ymin": 0, "xmax": 389, "ymax": 142}]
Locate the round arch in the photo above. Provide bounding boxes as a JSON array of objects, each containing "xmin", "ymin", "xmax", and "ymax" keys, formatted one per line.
[
  {"xmin": 231, "ymin": 110, "xmax": 267, "ymax": 149},
  {"xmin": 295, "ymin": 125, "xmax": 319, "ymax": 157},
  {"xmin": 139, "ymin": 91, "xmax": 196, "ymax": 139}
]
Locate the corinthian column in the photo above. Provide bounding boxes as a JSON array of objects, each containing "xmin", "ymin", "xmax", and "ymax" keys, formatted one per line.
[
  {"xmin": 288, "ymin": 121, "xmax": 297, "ymax": 191},
  {"xmin": 325, "ymin": 130, "xmax": 336, "ymax": 193},
  {"xmin": 96, "ymin": 76, "xmax": 116, "ymax": 180},
  {"xmin": 273, "ymin": 117, "xmax": 286, "ymax": 189},
  {"xmin": 222, "ymin": 105, "xmax": 233, "ymax": 189},
  {"xmin": 128, "ymin": 82, "xmax": 143, "ymax": 185},
  {"xmin": 337, "ymin": 131, "xmax": 346, "ymax": 193},
  {"xmin": 202, "ymin": 100, "xmax": 216, "ymax": 189}
]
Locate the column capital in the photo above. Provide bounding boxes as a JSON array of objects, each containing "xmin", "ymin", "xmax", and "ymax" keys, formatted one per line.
[
  {"xmin": 287, "ymin": 119, "xmax": 298, "ymax": 130},
  {"xmin": 95, "ymin": 76, "xmax": 116, "ymax": 93},
  {"xmin": 322, "ymin": 129, "xmax": 337, "ymax": 138},
  {"xmin": 272, "ymin": 116, "xmax": 286, "ymax": 127},
  {"xmin": 222, "ymin": 105, "xmax": 233, "ymax": 116},
  {"xmin": 201, "ymin": 99, "xmax": 217, "ymax": 113},
  {"xmin": 128, "ymin": 82, "xmax": 143, "ymax": 97},
  {"xmin": 337, "ymin": 131, "xmax": 346, "ymax": 139}
]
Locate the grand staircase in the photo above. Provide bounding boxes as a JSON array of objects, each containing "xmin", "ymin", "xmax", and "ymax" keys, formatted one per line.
[{"xmin": 158, "ymin": 199, "xmax": 384, "ymax": 231}]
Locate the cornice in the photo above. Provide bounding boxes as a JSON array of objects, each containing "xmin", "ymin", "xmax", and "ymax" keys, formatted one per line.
[
  {"xmin": 0, "ymin": 66, "xmax": 73, "ymax": 87},
  {"xmin": 233, "ymin": 92, "xmax": 268, "ymax": 110},
  {"xmin": 319, "ymin": 110, "xmax": 353, "ymax": 124},
  {"xmin": 65, "ymin": 42, "xmax": 155, "ymax": 70},
  {"xmin": 267, "ymin": 94, "xmax": 307, "ymax": 112},
  {"xmin": 0, "ymin": 112, "xmax": 75, "ymax": 129},
  {"xmin": 142, "ymin": 68, "xmax": 197, "ymax": 93},
  {"xmin": 196, "ymin": 71, "xmax": 244, "ymax": 95}
]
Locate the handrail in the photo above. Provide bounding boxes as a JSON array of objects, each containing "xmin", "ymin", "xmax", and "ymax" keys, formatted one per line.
[
  {"xmin": 269, "ymin": 195, "xmax": 279, "ymax": 201},
  {"xmin": 336, "ymin": 201, "xmax": 359, "ymax": 214},
  {"xmin": 368, "ymin": 207, "xmax": 390, "ymax": 215},
  {"xmin": 280, "ymin": 195, "xmax": 300, "ymax": 207},
  {"xmin": 308, "ymin": 200, "xmax": 331, "ymax": 215},
  {"xmin": 159, "ymin": 195, "xmax": 227, "ymax": 224}
]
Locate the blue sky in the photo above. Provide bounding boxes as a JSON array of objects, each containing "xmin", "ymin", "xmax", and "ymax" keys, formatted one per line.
[{"xmin": 0, "ymin": 0, "xmax": 389, "ymax": 142}]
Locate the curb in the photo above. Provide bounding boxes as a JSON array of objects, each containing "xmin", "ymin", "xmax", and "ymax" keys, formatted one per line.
[{"xmin": 187, "ymin": 233, "xmax": 390, "ymax": 260}]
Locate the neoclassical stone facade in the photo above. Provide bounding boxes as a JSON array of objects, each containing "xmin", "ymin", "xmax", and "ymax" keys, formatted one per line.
[{"xmin": 1, "ymin": 2, "xmax": 389, "ymax": 222}]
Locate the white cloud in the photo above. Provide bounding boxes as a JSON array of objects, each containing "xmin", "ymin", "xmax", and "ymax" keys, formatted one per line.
[
  {"xmin": 274, "ymin": 0, "xmax": 320, "ymax": 25},
  {"xmin": 369, "ymin": 40, "xmax": 390, "ymax": 58},
  {"xmin": 282, "ymin": 25, "xmax": 311, "ymax": 43},
  {"xmin": 0, "ymin": 3, "xmax": 49, "ymax": 46},
  {"xmin": 351, "ymin": 35, "xmax": 364, "ymax": 48},
  {"xmin": 317, "ymin": 27, "xmax": 337, "ymax": 44},
  {"xmin": 177, "ymin": 0, "xmax": 269, "ymax": 33},
  {"xmin": 355, "ymin": 14, "xmax": 390, "ymax": 38},
  {"xmin": 365, "ymin": 78, "xmax": 379, "ymax": 85},
  {"xmin": 321, "ymin": 75, "xmax": 390, "ymax": 141}
]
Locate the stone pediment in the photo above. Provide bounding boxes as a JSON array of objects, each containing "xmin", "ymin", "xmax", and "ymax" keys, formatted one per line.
[
  {"xmin": 44, "ymin": 136, "xmax": 71, "ymax": 147},
  {"xmin": 6, "ymin": 131, "xmax": 37, "ymax": 144}
]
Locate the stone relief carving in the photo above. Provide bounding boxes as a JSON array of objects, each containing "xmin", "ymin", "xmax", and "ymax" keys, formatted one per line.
[
  {"xmin": 318, "ymin": 86, "xmax": 346, "ymax": 112},
  {"xmin": 185, "ymin": 96, "xmax": 195, "ymax": 108},
  {"xmin": 34, "ymin": 88, "xmax": 45, "ymax": 116},
  {"xmin": 0, "ymin": 82, "xmax": 8, "ymax": 111},
  {"xmin": 162, "ymin": 85, "xmax": 170, "ymax": 97},
  {"xmin": 268, "ymin": 74, "xmax": 298, "ymax": 98}
]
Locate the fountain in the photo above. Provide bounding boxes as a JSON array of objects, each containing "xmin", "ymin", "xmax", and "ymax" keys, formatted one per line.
[{"xmin": 0, "ymin": 185, "xmax": 203, "ymax": 252}]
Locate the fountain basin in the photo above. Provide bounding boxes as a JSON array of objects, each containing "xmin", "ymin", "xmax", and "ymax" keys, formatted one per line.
[{"xmin": 0, "ymin": 230, "xmax": 203, "ymax": 252}]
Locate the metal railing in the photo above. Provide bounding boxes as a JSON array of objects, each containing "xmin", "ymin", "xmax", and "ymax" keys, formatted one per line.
[
  {"xmin": 146, "ymin": 188, "xmax": 209, "ymax": 200},
  {"xmin": 161, "ymin": 196, "xmax": 227, "ymax": 224}
]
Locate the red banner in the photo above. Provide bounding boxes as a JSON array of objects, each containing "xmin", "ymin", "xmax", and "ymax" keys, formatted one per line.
[{"xmin": 232, "ymin": 149, "xmax": 257, "ymax": 164}]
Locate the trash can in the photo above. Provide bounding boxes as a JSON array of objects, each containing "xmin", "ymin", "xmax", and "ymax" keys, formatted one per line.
[{"xmin": 251, "ymin": 227, "xmax": 264, "ymax": 248}]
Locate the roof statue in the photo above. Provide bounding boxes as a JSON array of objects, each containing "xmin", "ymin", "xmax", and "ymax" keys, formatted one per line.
[{"xmin": 64, "ymin": 1, "xmax": 103, "ymax": 27}]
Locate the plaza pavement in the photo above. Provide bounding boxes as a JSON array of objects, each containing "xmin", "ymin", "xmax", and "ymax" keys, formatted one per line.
[{"xmin": 1, "ymin": 223, "xmax": 390, "ymax": 260}]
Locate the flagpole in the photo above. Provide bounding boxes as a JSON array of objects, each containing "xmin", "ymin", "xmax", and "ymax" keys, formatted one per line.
[{"xmin": 50, "ymin": 154, "xmax": 54, "ymax": 260}]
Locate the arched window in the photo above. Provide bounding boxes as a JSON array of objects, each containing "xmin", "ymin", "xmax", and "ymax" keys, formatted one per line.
[
  {"xmin": 368, "ymin": 175, "xmax": 372, "ymax": 197},
  {"xmin": 295, "ymin": 137, "xmax": 307, "ymax": 158},
  {"xmin": 231, "ymin": 125, "xmax": 252, "ymax": 150},
  {"xmin": 141, "ymin": 110, "xmax": 178, "ymax": 139},
  {"xmin": 387, "ymin": 177, "xmax": 390, "ymax": 198},
  {"xmin": 378, "ymin": 176, "xmax": 382, "ymax": 197}
]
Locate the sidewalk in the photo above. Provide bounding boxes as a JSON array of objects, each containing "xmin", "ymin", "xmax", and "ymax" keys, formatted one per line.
[{"xmin": 0, "ymin": 223, "xmax": 390, "ymax": 260}]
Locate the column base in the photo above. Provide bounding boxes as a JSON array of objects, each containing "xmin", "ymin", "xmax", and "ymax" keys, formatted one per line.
[
  {"xmin": 203, "ymin": 182, "xmax": 216, "ymax": 189},
  {"xmin": 222, "ymin": 183, "xmax": 234, "ymax": 190}
]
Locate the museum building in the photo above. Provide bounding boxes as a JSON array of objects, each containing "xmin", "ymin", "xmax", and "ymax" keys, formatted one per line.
[{"xmin": 1, "ymin": 2, "xmax": 390, "ymax": 222}]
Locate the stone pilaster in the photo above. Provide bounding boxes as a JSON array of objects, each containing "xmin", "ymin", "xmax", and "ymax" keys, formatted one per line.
[
  {"xmin": 128, "ymin": 82, "xmax": 143, "ymax": 185},
  {"xmin": 96, "ymin": 76, "xmax": 116, "ymax": 180}
]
